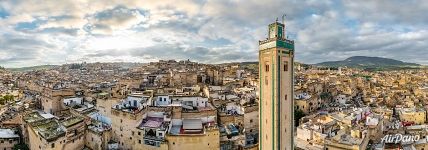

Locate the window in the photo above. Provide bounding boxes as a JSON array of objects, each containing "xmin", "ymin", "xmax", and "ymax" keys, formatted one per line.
[
  {"xmin": 138, "ymin": 132, "xmax": 141, "ymax": 135},
  {"xmin": 285, "ymin": 95, "xmax": 287, "ymax": 101},
  {"xmin": 284, "ymin": 61, "xmax": 288, "ymax": 71},
  {"xmin": 51, "ymin": 143, "xmax": 55, "ymax": 148},
  {"xmin": 265, "ymin": 76, "xmax": 268, "ymax": 85},
  {"xmin": 250, "ymin": 119, "xmax": 253, "ymax": 123},
  {"xmin": 265, "ymin": 64, "xmax": 269, "ymax": 72}
]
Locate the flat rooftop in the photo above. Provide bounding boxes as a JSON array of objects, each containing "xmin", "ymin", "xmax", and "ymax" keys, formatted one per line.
[
  {"xmin": 32, "ymin": 119, "xmax": 65, "ymax": 142},
  {"xmin": 61, "ymin": 116, "xmax": 84, "ymax": 128},
  {"xmin": 0, "ymin": 129, "xmax": 19, "ymax": 139},
  {"xmin": 169, "ymin": 120, "xmax": 216, "ymax": 135},
  {"xmin": 138, "ymin": 117, "xmax": 168, "ymax": 129},
  {"xmin": 112, "ymin": 95, "xmax": 150, "ymax": 113},
  {"xmin": 88, "ymin": 120, "xmax": 111, "ymax": 133},
  {"xmin": 23, "ymin": 112, "xmax": 45, "ymax": 123}
]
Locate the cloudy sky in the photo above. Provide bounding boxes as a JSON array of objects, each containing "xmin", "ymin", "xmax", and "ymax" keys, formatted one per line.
[{"xmin": 0, "ymin": 0, "xmax": 427, "ymax": 67}]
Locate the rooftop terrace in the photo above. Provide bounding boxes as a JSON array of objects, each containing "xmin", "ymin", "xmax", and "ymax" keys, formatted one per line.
[
  {"xmin": 61, "ymin": 116, "xmax": 84, "ymax": 128},
  {"xmin": 23, "ymin": 111, "xmax": 48, "ymax": 123},
  {"xmin": 112, "ymin": 95, "xmax": 150, "ymax": 113},
  {"xmin": 32, "ymin": 119, "xmax": 65, "ymax": 142}
]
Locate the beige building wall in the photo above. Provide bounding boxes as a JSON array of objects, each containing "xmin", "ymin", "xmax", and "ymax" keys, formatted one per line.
[
  {"xmin": 295, "ymin": 99, "xmax": 309, "ymax": 114},
  {"xmin": 27, "ymin": 126, "xmax": 66, "ymax": 150},
  {"xmin": 41, "ymin": 89, "xmax": 74, "ymax": 115},
  {"xmin": 0, "ymin": 138, "xmax": 19, "ymax": 150},
  {"xmin": 400, "ymin": 111, "xmax": 426, "ymax": 124},
  {"xmin": 166, "ymin": 129, "xmax": 220, "ymax": 150},
  {"xmin": 244, "ymin": 107, "xmax": 258, "ymax": 133},
  {"xmin": 110, "ymin": 110, "xmax": 143, "ymax": 150},
  {"xmin": 27, "ymin": 123, "xmax": 86, "ymax": 150},
  {"xmin": 85, "ymin": 129, "xmax": 112, "ymax": 150},
  {"xmin": 133, "ymin": 141, "xmax": 169, "ymax": 150},
  {"xmin": 415, "ymin": 143, "xmax": 428, "ymax": 150},
  {"xmin": 63, "ymin": 136, "xmax": 85, "ymax": 150}
]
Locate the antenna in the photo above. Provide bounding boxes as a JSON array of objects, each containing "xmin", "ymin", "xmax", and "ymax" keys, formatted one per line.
[
  {"xmin": 282, "ymin": 14, "xmax": 287, "ymax": 38},
  {"xmin": 282, "ymin": 14, "xmax": 286, "ymax": 25}
]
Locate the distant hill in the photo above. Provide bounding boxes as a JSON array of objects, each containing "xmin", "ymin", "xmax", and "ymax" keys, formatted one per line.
[
  {"xmin": 7, "ymin": 65, "xmax": 58, "ymax": 72},
  {"xmin": 0, "ymin": 66, "xmax": 6, "ymax": 73},
  {"xmin": 238, "ymin": 61, "xmax": 311, "ymax": 71},
  {"xmin": 316, "ymin": 56, "xmax": 422, "ymax": 70}
]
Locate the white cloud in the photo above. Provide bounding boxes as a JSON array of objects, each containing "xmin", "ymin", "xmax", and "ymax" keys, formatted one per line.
[{"xmin": 1, "ymin": 0, "xmax": 428, "ymax": 68}]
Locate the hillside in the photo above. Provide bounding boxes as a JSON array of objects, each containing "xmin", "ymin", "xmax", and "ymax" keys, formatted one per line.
[
  {"xmin": 316, "ymin": 56, "xmax": 422, "ymax": 70},
  {"xmin": 7, "ymin": 65, "xmax": 58, "ymax": 72}
]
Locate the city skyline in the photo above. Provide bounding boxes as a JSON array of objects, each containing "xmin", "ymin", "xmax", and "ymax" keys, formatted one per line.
[{"xmin": 1, "ymin": 0, "xmax": 428, "ymax": 68}]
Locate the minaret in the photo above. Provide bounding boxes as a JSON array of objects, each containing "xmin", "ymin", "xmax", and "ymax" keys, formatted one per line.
[{"xmin": 259, "ymin": 19, "xmax": 294, "ymax": 150}]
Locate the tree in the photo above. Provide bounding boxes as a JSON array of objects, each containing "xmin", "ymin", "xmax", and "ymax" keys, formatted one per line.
[
  {"xmin": 3, "ymin": 95, "xmax": 14, "ymax": 102},
  {"xmin": 320, "ymin": 92, "xmax": 332, "ymax": 100},
  {"xmin": 0, "ymin": 96, "xmax": 4, "ymax": 105},
  {"xmin": 294, "ymin": 109, "xmax": 305, "ymax": 127},
  {"xmin": 13, "ymin": 143, "xmax": 29, "ymax": 150}
]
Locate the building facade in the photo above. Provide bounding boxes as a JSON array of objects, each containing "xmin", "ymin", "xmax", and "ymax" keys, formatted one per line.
[
  {"xmin": 259, "ymin": 20, "xmax": 295, "ymax": 150},
  {"xmin": 0, "ymin": 128, "xmax": 20, "ymax": 150}
]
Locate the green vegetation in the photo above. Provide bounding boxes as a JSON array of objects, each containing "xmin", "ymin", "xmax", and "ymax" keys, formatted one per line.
[
  {"xmin": 352, "ymin": 74, "xmax": 372, "ymax": 80},
  {"xmin": 320, "ymin": 92, "xmax": 332, "ymax": 100},
  {"xmin": 69, "ymin": 63, "xmax": 83, "ymax": 69},
  {"xmin": 7, "ymin": 65, "xmax": 57, "ymax": 72},
  {"xmin": 316, "ymin": 56, "xmax": 424, "ymax": 71},
  {"xmin": 294, "ymin": 109, "xmax": 305, "ymax": 127},
  {"xmin": 0, "ymin": 95, "xmax": 15, "ymax": 105},
  {"xmin": 13, "ymin": 143, "xmax": 29, "ymax": 150}
]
